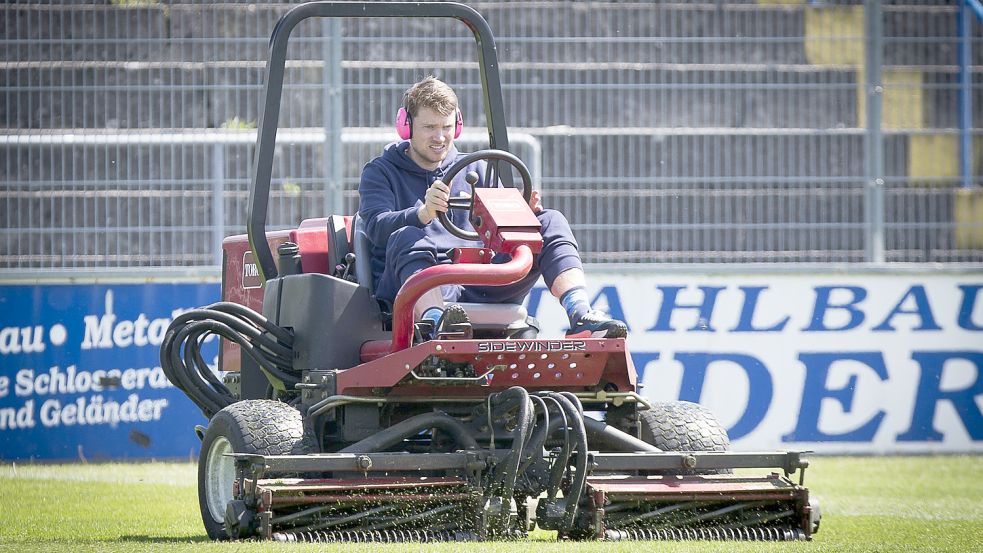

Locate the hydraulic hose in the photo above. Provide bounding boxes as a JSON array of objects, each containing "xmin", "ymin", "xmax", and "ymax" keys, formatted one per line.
[
  {"xmin": 545, "ymin": 392, "xmax": 589, "ymax": 530},
  {"xmin": 558, "ymin": 391, "xmax": 584, "ymax": 417},
  {"xmin": 208, "ymin": 301, "xmax": 293, "ymax": 344},
  {"xmin": 170, "ymin": 308, "xmax": 292, "ymax": 362},
  {"xmin": 582, "ymin": 416, "xmax": 661, "ymax": 453},
  {"xmin": 487, "ymin": 387, "xmax": 532, "ymax": 503},
  {"xmin": 518, "ymin": 395, "xmax": 551, "ymax": 474},
  {"xmin": 161, "ymin": 320, "xmax": 235, "ymax": 416},
  {"xmin": 340, "ymin": 412, "xmax": 479, "ymax": 453},
  {"xmin": 160, "ymin": 302, "xmax": 296, "ymax": 418},
  {"xmin": 541, "ymin": 395, "xmax": 572, "ymax": 504}
]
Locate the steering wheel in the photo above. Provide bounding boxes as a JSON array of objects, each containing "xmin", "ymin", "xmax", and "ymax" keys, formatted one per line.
[{"xmin": 436, "ymin": 149, "xmax": 534, "ymax": 241}]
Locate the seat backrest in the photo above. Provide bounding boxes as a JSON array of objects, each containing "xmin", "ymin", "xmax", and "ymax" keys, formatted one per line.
[
  {"xmin": 352, "ymin": 213, "xmax": 375, "ymax": 295},
  {"xmin": 326, "ymin": 215, "xmax": 350, "ymax": 276}
]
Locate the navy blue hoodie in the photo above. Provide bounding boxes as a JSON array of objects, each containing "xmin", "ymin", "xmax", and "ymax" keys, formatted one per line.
[{"xmin": 358, "ymin": 141, "xmax": 489, "ymax": 289}]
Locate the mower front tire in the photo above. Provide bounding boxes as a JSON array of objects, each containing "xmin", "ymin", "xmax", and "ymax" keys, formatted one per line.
[{"xmin": 197, "ymin": 400, "xmax": 314, "ymax": 540}]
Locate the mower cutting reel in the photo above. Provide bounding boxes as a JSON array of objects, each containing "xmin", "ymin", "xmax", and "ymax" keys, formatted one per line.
[
  {"xmin": 210, "ymin": 395, "xmax": 818, "ymax": 542},
  {"xmin": 160, "ymin": 1, "xmax": 820, "ymax": 543}
]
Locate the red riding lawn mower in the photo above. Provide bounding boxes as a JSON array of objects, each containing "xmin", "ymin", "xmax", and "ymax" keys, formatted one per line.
[{"xmin": 161, "ymin": 1, "xmax": 820, "ymax": 543}]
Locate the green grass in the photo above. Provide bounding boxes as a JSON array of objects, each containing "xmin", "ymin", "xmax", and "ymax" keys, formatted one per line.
[{"xmin": 1, "ymin": 456, "xmax": 981, "ymax": 552}]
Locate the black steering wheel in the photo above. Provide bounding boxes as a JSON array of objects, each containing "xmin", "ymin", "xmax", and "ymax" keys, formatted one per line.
[{"xmin": 436, "ymin": 149, "xmax": 534, "ymax": 241}]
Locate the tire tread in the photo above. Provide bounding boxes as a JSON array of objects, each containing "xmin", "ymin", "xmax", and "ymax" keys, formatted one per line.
[
  {"xmin": 610, "ymin": 400, "xmax": 731, "ymax": 475},
  {"xmin": 198, "ymin": 400, "xmax": 314, "ymax": 540}
]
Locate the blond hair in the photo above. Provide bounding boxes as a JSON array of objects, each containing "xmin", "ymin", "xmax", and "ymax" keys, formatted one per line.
[{"xmin": 402, "ymin": 76, "xmax": 459, "ymax": 118}]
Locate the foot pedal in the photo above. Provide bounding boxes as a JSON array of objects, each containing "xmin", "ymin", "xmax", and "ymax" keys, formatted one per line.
[
  {"xmin": 436, "ymin": 322, "xmax": 473, "ymax": 340},
  {"xmin": 435, "ymin": 304, "xmax": 472, "ymax": 340}
]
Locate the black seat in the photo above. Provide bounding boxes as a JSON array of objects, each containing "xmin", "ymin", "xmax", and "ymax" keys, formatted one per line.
[
  {"xmin": 326, "ymin": 215, "xmax": 351, "ymax": 278},
  {"xmin": 352, "ymin": 214, "xmax": 376, "ymax": 294}
]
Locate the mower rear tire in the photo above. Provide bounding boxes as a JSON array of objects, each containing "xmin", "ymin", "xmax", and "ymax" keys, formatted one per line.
[
  {"xmin": 197, "ymin": 399, "xmax": 314, "ymax": 540},
  {"xmin": 613, "ymin": 401, "xmax": 731, "ymax": 474}
]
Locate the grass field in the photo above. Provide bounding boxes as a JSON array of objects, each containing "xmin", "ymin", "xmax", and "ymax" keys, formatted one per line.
[{"xmin": 1, "ymin": 456, "xmax": 981, "ymax": 552}]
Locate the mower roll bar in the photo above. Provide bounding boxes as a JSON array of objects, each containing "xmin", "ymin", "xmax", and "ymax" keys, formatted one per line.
[
  {"xmin": 390, "ymin": 244, "xmax": 534, "ymax": 351},
  {"xmin": 248, "ymin": 2, "xmax": 513, "ymax": 283}
]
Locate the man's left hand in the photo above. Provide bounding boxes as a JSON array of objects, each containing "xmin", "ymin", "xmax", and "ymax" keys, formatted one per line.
[{"xmin": 529, "ymin": 190, "xmax": 543, "ymax": 213}]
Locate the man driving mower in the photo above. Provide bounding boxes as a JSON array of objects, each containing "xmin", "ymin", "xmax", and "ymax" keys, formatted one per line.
[{"xmin": 358, "ymin": 76, "xmax": 627, "ymax": 340}]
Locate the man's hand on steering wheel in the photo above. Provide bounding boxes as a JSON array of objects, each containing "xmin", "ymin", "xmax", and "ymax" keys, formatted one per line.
[
  {"xmin": 418, "ymin": 179, "xmax": 451, "ymax": 225},
  {"xmin": 434, "ymin": 149, "xmax": 535, "ymax": 240}
]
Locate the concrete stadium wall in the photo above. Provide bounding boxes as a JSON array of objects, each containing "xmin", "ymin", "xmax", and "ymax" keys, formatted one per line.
[{"xmin": 4, "ymin": 0, "xmax": 982, "ymax": 268}]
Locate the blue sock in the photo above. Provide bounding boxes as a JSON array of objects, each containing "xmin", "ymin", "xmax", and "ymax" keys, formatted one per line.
[
  {"xmin": 559, "ymin": 286, "xmax": 591, "ymax": 327},
  {"xmin": 422, "ymin": 306, "xmax": 444, "ymax": 328}
]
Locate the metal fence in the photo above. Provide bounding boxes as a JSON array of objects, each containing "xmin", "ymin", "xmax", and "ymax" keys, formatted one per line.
[{"xmin": 1, "ymin": 0, "xmax": 981, "ymax": 270}]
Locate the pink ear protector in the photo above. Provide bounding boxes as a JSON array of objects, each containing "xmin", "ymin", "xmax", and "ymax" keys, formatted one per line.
[{"xmin": 396, "ymin": 107, "xmax": 463, "ymax": 140}]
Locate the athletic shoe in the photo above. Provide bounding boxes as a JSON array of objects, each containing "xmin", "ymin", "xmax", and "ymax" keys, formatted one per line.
[
  {"xmin": 565, "ymin": 311, "xmax": 628, "ymax": 338},
  {"xmin": 433, "ymin": 304, "xmax": 472, "ymax": 339}
]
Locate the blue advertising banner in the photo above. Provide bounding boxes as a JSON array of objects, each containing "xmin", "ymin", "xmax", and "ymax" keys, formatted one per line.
[
  {"xmin": 0, "ymin": 283, "xmax": 219, "ymax": 461},
  {"xmin": 2, "ymin": 270, "xmax": 980, "ymax": 460},
  {"xmin": 530, "ymin": 271, "xmax": 983, "ymax": 453}
]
